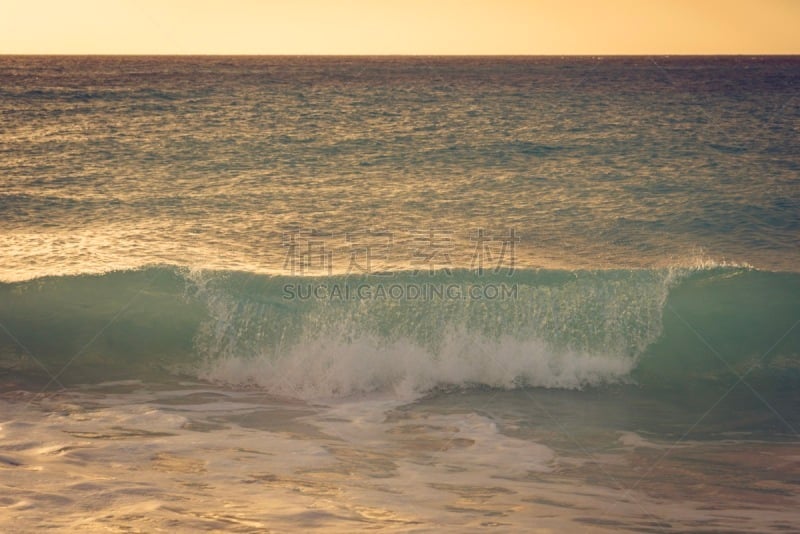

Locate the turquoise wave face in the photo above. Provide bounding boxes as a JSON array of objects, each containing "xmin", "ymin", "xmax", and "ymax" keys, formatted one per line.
[{"xmin": 0, "ymin": 266, "xmax": 798, "ymax": 397}]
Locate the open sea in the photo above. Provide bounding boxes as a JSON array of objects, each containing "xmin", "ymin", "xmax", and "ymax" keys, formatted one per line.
[{"xmin": 1, "ymin": 56, "xmax": 799, "ymax": 532}]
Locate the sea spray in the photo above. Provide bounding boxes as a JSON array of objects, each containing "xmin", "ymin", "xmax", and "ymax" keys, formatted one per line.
[{"xmin": 2, "ymin": 265, "xmax": 798, "ymax": 398}]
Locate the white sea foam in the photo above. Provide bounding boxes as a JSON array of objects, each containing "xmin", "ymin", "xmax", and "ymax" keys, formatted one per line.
[
  {"xmin": 189, "ymin": 266, "xmax": 675, "ymax": 400},
  {"xmin": 198, "ymin": 333, "xmax": 636, "ymax": 401}
]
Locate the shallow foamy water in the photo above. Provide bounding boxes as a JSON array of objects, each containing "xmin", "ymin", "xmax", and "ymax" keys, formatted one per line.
[{"xmin": 2, "ymin": 380, "xmax": 799, "ymax": 532}]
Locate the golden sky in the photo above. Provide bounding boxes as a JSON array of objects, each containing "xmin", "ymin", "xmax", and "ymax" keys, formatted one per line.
[{"xmin": 1, "ymin": 0, "xmax": 798, "ymax": 55}]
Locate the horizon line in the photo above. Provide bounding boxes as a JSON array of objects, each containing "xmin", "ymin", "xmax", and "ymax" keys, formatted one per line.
[{"xmin": 3, "ymin": 53, "xmax": 800, "ymax": 57}]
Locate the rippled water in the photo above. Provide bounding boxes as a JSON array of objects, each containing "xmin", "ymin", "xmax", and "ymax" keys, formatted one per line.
[{"xmin": 1, "ymin": 56, "xmax": 798, "ymax": 280}]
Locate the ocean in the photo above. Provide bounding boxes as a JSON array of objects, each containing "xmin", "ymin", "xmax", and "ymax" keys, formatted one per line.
[{"xmin": 0, "ymin": 56, "xmax": 798, "ymax": 531}]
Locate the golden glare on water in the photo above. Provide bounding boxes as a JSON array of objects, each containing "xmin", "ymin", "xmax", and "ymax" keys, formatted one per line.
[{"xmin": 0, "ymin": 0, "xmax": 798, "ymax": 55}]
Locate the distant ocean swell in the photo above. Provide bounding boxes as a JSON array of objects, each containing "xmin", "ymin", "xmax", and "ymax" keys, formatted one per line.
[{"xmin": 0, "ymin": 266, "xmax": 797, "ymax": 399}]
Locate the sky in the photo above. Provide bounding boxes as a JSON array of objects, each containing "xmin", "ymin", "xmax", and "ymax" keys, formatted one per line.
[{"xmin": 1, "ymin": 0, "xmax": 799, "ymax": 55}]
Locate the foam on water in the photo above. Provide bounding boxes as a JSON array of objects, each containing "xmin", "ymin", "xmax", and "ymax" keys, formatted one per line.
[
  {"xmin": 2, "ymin": 264, "xmax": 799, "ymax": 400},
  {"xmin": 2, "ymin": 383, "xmax": 799, "ymax": 532},
  {"xmin": 198, "ymin": 334, "xmax": 637, "ymax": 400}
]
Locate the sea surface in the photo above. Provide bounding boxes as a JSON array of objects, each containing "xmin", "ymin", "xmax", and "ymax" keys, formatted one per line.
[{"xmin": 0, "ymin": 56, "xmax": 799, "ymax": 532}]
